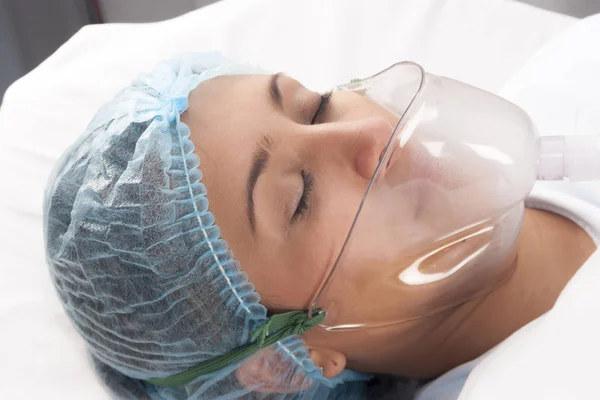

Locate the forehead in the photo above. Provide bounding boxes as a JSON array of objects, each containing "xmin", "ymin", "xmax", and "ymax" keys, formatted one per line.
[
  {"xmin": 183, "ymin": 74, "xmax": 282, "ymax": 179},
  {"xmin": 197, "ymin": 74, "xmax": 269, "ymax": 100},
  {"xmin": 184, "ymin": 74, "xmax": 273, "ymax": 164},
  {"xmin": 188, "ymin": 74, "xmax": 270, "ymax": 123},
  {"xmin": 180, "ymin": 75, "xmax": 278, "ymax": 254},
  {"xmin": 184, "ymin": 74, "xmax": 307, "ymax": 150}
]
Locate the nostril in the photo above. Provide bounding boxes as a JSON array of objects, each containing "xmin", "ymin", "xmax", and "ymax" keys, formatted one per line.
[
  {"xmin": 350, "ymin": 117, "xmax": 396, "ymax": 180},
  {"xmin": 376, "ymin": 147, "xmax": 394, "ymax": 176}
]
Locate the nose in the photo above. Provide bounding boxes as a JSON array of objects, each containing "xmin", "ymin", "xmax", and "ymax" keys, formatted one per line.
[
  {"xmin": 352, "ymin": 118, "xmax": 394, "ymax": 179},
  {"xmin": 310, "ymin": 117, "xmax": 394, "ymax": 180}
]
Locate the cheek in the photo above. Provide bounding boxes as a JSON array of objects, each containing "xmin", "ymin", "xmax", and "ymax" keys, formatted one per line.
[
  {"xmin": 260, "ymin": 188, "xmax": 363, "ymax": 310},
  {"xmin": 307, "ymin": 180, "xmax": 365, "ymax": 286},
  {"xmin": 286, "ymin": 230, "xmax": 337, "ymax": 306},
  {"xmin": 240, "ymin": 241, "xmax": 327, "ymax": 311}
]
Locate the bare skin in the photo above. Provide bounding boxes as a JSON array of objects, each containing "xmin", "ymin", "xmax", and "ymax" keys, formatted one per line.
[{"xmin": 181, "ymin": 73, "xmax": 596, "ymax": 384}]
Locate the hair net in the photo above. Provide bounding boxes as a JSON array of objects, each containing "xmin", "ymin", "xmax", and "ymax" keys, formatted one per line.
[{"xmin": 43, "ymin": 52, "xmax": 370, "ymax": 399}]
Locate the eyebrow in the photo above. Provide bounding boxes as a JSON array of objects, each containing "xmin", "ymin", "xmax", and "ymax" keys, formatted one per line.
[
  {"xmin": 269, "ymin": 73, "xmax": 283, "ymax": 110},
  {"xmin": 247, "ymin": 135, "xmax": 275, "ymax": 233}
]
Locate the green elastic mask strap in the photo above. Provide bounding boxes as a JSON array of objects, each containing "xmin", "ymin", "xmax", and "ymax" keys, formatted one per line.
[{"xmin": 147, "ymin": 310, "xmax": 326, "ymax": 388}]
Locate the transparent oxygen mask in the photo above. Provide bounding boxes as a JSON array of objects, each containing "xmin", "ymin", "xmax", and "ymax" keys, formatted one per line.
[{"xmin": 306, "ymin": 61, "xmax": 598, "ymax": 331}]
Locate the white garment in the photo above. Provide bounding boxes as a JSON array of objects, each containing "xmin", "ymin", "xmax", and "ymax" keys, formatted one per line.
[{"xmin": 418, "ymin": 13, "xmax": 600, "ymax": 400}]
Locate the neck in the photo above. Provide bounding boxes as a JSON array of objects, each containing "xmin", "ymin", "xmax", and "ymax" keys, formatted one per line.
[{"xmin": 431, "ymin": 208, "xmax": 596, "ymax": 374}]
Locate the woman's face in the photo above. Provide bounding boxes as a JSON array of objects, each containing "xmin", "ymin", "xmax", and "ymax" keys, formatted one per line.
[
  {"xmin": 182, "ymin": 74, "xmax": 494, "ymax": 378},
  {"xmin": 184, "ymin": 74, "xmax": 395, "ymax": 311}
]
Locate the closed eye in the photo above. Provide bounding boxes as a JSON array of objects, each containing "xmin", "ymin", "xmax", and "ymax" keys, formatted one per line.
[
  {"xmin": 291, "ymin": 170, "xmax": 314, "ymax": 224},
  {"xmin": 310, "ymin": 91, "xmax": 332, "ymax": 125}
]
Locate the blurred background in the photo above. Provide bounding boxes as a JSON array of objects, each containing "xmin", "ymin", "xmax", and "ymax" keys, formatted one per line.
[{"xmin": 1, "ymin": 0, "xmax": 600, "ymax": 101}]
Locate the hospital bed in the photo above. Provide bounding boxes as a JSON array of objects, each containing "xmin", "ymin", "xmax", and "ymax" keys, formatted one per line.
[{"xmin": 0, "ymin": 0, "xmax": 575, "ymax": 398}]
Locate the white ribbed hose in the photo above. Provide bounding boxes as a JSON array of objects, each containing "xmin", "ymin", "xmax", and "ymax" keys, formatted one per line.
[{"xmin": 538, "ymin": 135, "xmax": 600, "ymax": 181}]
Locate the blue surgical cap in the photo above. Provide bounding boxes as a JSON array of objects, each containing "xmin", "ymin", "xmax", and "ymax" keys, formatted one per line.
[{"xmin": 43, "ymin": 52, "xmax": 368, "ymax": 399}]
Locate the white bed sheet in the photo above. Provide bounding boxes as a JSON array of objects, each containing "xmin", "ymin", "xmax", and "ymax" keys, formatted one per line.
[{"xmin": 0, "ymin": 0, "xmax": 574, "ymax": 398}]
